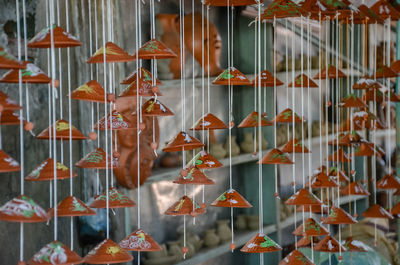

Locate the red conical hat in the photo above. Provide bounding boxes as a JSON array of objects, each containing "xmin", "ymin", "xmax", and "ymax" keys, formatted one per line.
[
  {"xmin": 119, "ymin": 78, "xmax": 162, "ymax": 98},
  {"xmin": 119, "ymin": 229, "xmax": 162, "ymax": 252},
  {"xmin": 328, "ymin": 132, "xmax": 363, "ymax": 146},
  {"xmin": 273, "ymin": 108, "xmax": 303, "ymax": 123},
  {"xmin": 240, "ymin": 233, "xmax": 281, "ymax": 253},
  {"xmin": 353, "ymin": 78, "xmax": 382, "ymax": 90},
  {"xmin": 361, "ymin": 204, "xmax": 393, "ymax": 219},
  {"xmin": 29, "ymin": 241, "xmax": 83, "ymax": 265},
  {"xmin": 121, "ymin": 67, "xmax": 161, "ymax": 85},
  {"xmin": 187, "ymin": 150, "xmax": 223, "ymax": 169},
  {"xmin": 0, "ymin": 91, "xmax": 22, "ymax": 111},
  {"xmin": 340, "ymin": 182, "xmax": 370, "ymax": 196},
  {"xmin": 310, "ymin": 171, "xmax": 338, "ymax": 188},
  {"xmin": 281, "ymin": 139, "xmax": 310, "ymax": 153},
  {"xmin": 191, "ymin": 113, "xmax": 228, "ymax": 130},
  {"xmin": 370, "ymin": 0, "xmax": 400, "ymax": 20},
  {"xmin": 261, "ymin": 0, "xmax": 307, "ymax": 19},
  {"xmin": 385, "ymin": 91, "xmax": 400, "ymax": 102},
  {"xmin": 258, "ymin": 148, "xmax": 293, "ymax": 164},
  {"xmin": 376, "ymin": 174, "xmax": 400, "ymax": 190},
  {"xmin": 357, "ymin": 4, "xmax": 385, "ymax": 24},
  {"xmin": 329, "ymin": 167, "xmax": 350, "ymax": 182},
  {"xmin": 0, "ymin": 150, "xmax": 20, "ymax": 173},
  {"xmin": 162, "ymin": 131, "xmax": 204, "ymax": 152},
  {"xmin": 327, "ymin": 148, "xmax": 351, "ymax": 162},
  {"xmin": 314, "ymin": 65, "xmax": 346, "ymax": 79},
  {"xmin": 142, "ymin": 98, "xmax": 174, "ymax": 117},
  {"xmin": 362, "ymin": 89, "xmax": 385, "ymax": 102},
  {"xmin": 322, "ymin": 206, "xmax": 357, "ymax": 224},
  {"xmin": 70, "ymin": 80, "xmax": 107, "ymax": 103},
  {"xmin": 0, "ymin": 62, "xmax": 51, "ymax": 83},
  {"xmin": 253, "ymin": 70, "xmax": 283, "ymax": 87},
  {"xmin": 0, "ymin": 110, "xmax": 25, "ymax": 125},
  {"xmin": 299, "ymin": 0, "xmax": 334, "ymax": 20},
  {"xmin": 211, "ymin": 189, "xmax": 252, "ymax": 208},
  {"xmin": 87, "ymin": 42, "xmax": 134, "ymax": 63},
  {"xmin": 339, "ymin": 94, "xmax": 368, "ymax": 108},
  {"xmin": 48, "ymin": 196, "xmax": 95, "ymax": 217},
  {"xmin": 89, "ymin": 187, "xmax": 136, "ymax": 209},
  {"xmin": 164, "ymin": 195, "xmax": 204, "ymax": 216},
  {"xmin": 0, "ymin": 46, "xmax": 24, "ymax": 69},
  {"xmin": 37, "ymin": 119, "xmax": 86, "ymax": 140},
  {"xmin": 173, "ymin": 166, "xmax": 215, "ymax": 185},
  {"xmin": 314, "ymin": 0, "xmax": 353, "ymax": 20},
  {"xmin": 0, "ymin": 195, "xmax": 49, "ymax": 223},
  {"xmin": 132, "ymin": 39, "xmax": 177, "ymax": 60},
  {"xmin": 390, "ymin": 202, "xmax": 400, "ymax": 217},
  {"xmin": 205, "ymin": 0, "xmax": 263, "ymax": 6},
  {"xmin": 314, "ymin": 236, "xmax": 347, "ymax": 253},
  {"xmin": 288, "ymin": 74, "xmax": 318, "ymax": 88},
  {"xmin": 28, "ymin": 25, "xmax": 82, "ymax": 48},
  {"xmin": 369, "ymin": 65, "xmax": 398, "ymax": 78},
  {"xmin": 297, "ymin": 236, "xmax": 320, "ymax": 248},
  {"xmin": 293, "ymin": 218, "xmax": 329, "ymax": 237},
  {"xmin": 285, "ymin": 188, "xmax": 322, "ymax": 206},
  {"xmin": 94, "ymin": 110, "xmax": 133, "ymax": 130},
  {"xmin": 278, "ymin": 249, "xmax": 314, "ymax": 265},
  {"xmin": 84, "ymin": 239, "xmax": 133, "ymax": 264},
  {"xmin": 343, "ymin": 237, "xmax": 369, "ymax": 252},
  {"xmin": 354, "ymin": 142, "xmax": 377, "ymax": 157},
  {"xmin": 75, "ymin": 148, "xmax": 119, "ymax": 169},
  {"xmin": 212, "ymin": 67, "xmax": 252, "ymax": 86},
  {"xmin": 25, "ymin": 158, "xmax": 76, "ymax": 181},
  {"xmin": 238, "ymin": 111, "xmax": 273, "ymax": 128}
]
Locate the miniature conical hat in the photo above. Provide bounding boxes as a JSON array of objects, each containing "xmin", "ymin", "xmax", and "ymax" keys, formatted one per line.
[
  {"xmin": 89, "ymin": 187, "xmax": 136, "ymax": 209},
  {"xmin": 0, "ymin": 62, "xmax": 51, "ymax": 83},
  {"xmin": 0, "ymin": 46, "xmax": 24, "ymax": 69},
  {"xmin": 273, "ymin": 108, "xmax": 303, "ymax": 123},
  {"xmin": 94, "ymin": 110, "xmax": 133, "ymax": 130},
  {"xmin": 119, "ymin": 229, "xmax": 162, "ymax": 252},
  {"xmin": 119, "ymin": 77, "xmax": 162, "ymax": 97},
  {"xmin": 391, "ymin": 59, "xmax": 400, "ymax": 74},
  {"xmin": 25, "ymin": 158, "xmax": 76, "ymax": 181},
  {"xmin": 340, "ymin": 182, "xmax": 370, "ymax": 196},
  {"xmin": 288, "ymin": 74, "xmax": 318, "ymax": 88},
  {"xmin": 313, "ymin": 65, "xmax": 346, "ymax": 79},
  {"xmin": 327, "ymin": 148, "xmax": 351, "ymax": 162},
  {"xmin": 385, "ymin": 91, "xmax": 400, "ymax": 102},
  {"xmin": 142, "ymin": 98, "xmax": 174, "ymax": 117},
  {"xmin": 37, "ymin": 119, "xmax": 86, "ymax": 140},
  {"xmin": 261, "ymin": 0, "xmax": 307, "ymax": 19},
  {"xmin": 29, "ymin": 241, "xmax": 83, "ymax": 265},
  {"xmin": 238, "ymin": 111, "xmax": 273, "ymax": 128},
  {"xmin": 281, "ymin": 139, "xmax": 310, "ymax": 153},
  {"xmin": 162, "ymin": 131, "xmax": 204, "ymax": 152},
  {"xmin": 376, "ymin": 174, "xmax": 400, "ymax": 190},
  {"xmin": 390, "ymin": 202, "xmax": 400, "ymax": 217},
  {"xmin": 322, "ymin": 206, "xmax": 357, "ymax": 224},
  {"xmin": 310, "ymin": 171, "xmax": 338, "ymax": 188},
  {"xmin": 75, "ymin": 148, "xmax": 119, "ymax": 169},
  {"xmin": 211, "ymin": 189, "xmax": 252, "ymax": 208},
  {"xmin": 329, "ymin": 167, "xmax": 350, "ymax": 182},
  {"xmin": 132, "ymin": 39, "xmax": 177, "ymax": 60},
  {"xmin": 353, "ymin": 78, "xmax": 382, "ymax": 90},
  {"xmin": 362, "ymin": 89, "xmax": 385, "ymax": 102},
  {"xmin": 173, "ymin": 166, "xmax": 215, "ymax": 185},
  {"xmin": 357, "ymin": 4, "xmax": 385, "ymax": 24},
  {"xmin": 343, "ymin": 237, "xmax": 369, "ymax": 252},
  {"xmin": 240, "ymin": 233, "xmax": 281, "ymax": 253},
  {"xmin": 253, "ymin": 70, "xmax": 283, "ymax": 86},
  {"xmin": 0, "ymin": 195, "xmax": 49, "ymax": 223},
  {"xmin": 299, "ymin": 0, "xmax": 335, "ymax": 20},
  {"xmin": 339, "ymin": 1, "xmax": 368, "ymax": 23},
  {"xmin": 0, "ymin": 150, "xmax": 20, "ymax": 172},
  {"xmin": 0, "ymin": 110, "xmax": 25, "ymax": 125},
  {"xmin": 258, "ymin": 148, "xmax": 293, "ymax": 164},
  {"xmin": 314, "ymin": 236, "xmax": 347, "ymax": 253},
  {"xmin": 212, "ymin": 67, "xmax": 252, "ymax": 86},
  {"xmin": 338, "ymin": 94, "xmax": 367, "ymax": 108},
  {"xmin": 296, "ymin": 204, "xmax": 329, "ymax": 214},
  {"xmin": 191, "ymin": 113, "xmax": 228, "ymax": 130},
  {"xmin": 28, "ymin": 24, "xmax": 82, "ymax": 48},
  {"xmin": 318, "ymin": 0, "xmax": 353, "ymax": 19},
  {"xmin": 164, "ymin": 195, "xmax": 204, "ymax": 216},
  {"xmin": 205, "ymin": 0, "xmax": 262, "ymax": 6},
  {"xmin": 285, "ymin": 188, "xmax": 322, "ymax": 206},
  {"xmin": 278, "ymin": 249, "xmax": 314, "ymax": 265},
  {"xmin": 187, "ymin": 150, "xmax": 223, "ymax": 169},
  {"xmin": 87, "ymin": 42, "xmax": 135, "ymax": 63},
  {"xmin": 329, "ymin": 132, "xmax": 362, "ymax": 146},
  {"xmin": 48, "ymin": 196, "xmax": 95, "ymax": 217},
  {"xmin": 354, "ymin": 142, "xmax": 377, "ymax": 157},
  {"xmin": 120, "ymin": 67, "xmax": 161, "ymax": 85},
  {"xmin": 297, "ymin": 236, "xmax": 319, "ymax": 248},
  {"xmin": 84, "ymin": 238, "xmax": 133, "ymax": 264},
  {"xmin": 70, "ymin": 80, "xmax": 107, "ymax": 103},
  {"xmin": 362, "ymin": 204, "xmax": 393, "ymax": 219},
  {"xmin": 0, "ymin": 91, "xmax": 22, "ymax": 111},
  {"xmin": 293, "ymin": 218, "xmax": 329, "ymax": 237},
  {"xmin": 370, "ymin": 0, "xmax": 400, "ymax": 20},
  {"xmin": 369, "ymin": 65, "xmax": 398, "ymax": 78},
  {"xmin": 339, "ymin": 118, "xmax": 364, "ymax": 132}
]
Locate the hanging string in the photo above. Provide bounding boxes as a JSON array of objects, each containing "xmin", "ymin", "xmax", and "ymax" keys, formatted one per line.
[
  {"xmin": 201, "ymin": 1, "xmax": 206, "ymax": 205},
  {"xmin": 291, "ymin": 19, "xmax": 297, "ymax": 250},
  {"xmin": 21, "ymin": 0, "xmax": 31, "ymax": 127},
  {"xmin": 273, "ymin": 16, "xmax": 278, "ymax": 197}
]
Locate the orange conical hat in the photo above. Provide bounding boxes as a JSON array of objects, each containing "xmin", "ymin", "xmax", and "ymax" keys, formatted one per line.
[
  {"xmin": 70, "ymin": 80, "xmax": 107, "ymax": 103},
  {"xmin": 142, "ymin": 98, "xmax": 174, "ymax": 117},
  {"xmin": 0, "ymin": 195, "xmax": 49, "ymax": 223},
  {"xmin": 293, "ymin": 218, "xmax": 329, "ymax": 237},
  {"xmin": 340, "ymin": 182, "xmax": 370, "ymax": 196},
  {"xmin": 121, "ymin": 67, "xmax": 161, "ymax": 85},
  {"xmin": 241, "ymin": 233, "xmax": 281, "ymax": 253},
  {"xmin": 37, "ymin": 119, "xmax": 86, "ymax": 140},
  {"xmin": 361, "ymin": 204, "xmax": 393, "ymax": 219},
  {"xmin": 0, "ymin": 46, "xmax": 24, "ymax": 69},
  {"xmin": 370, "ymin": 0, "xmax": 400, "ymax": 20},
  {"xmin": 339, "ymin": 94, "xmax": 368, "ymax": 108},
  {"xmin": 28, "ymin": 24, "xmax": 82, "ymax": 48},
  {"xmin": 0, "ymin": 110, "xmax": 25, "ymax": 125},
  {"xmin": 48, "ymin": 196, "xmax": 95, "ymax": 217},
  {"xmin": 119, "ymin": 76, "xmax": 162, "ymax": 97},
  {"xmin": 354, "ymin": 142, "xmax": 378, "ymax": 157},
  {"xmin": 173, "ymin": 166, "xmax": 215, "ymax": 185},
  {"xmin": 132, "ymin": 39, "xmax": 177, "ymax": 60},
  {"xmin": 185, "ymin": 150, "xmax": 222, "ymax": 169},
  {"xmin": 84, "ymin": 239, "xmax": 133, "ymax": 264},
  {"xmin": 297, "ymin": 236, "xmax": 320, "ymax": 248},
  {"xmin": 164, "ymin": 195, "xmax": 205, "ymax": 216},
  {"xmin": 87, "ymin": 42, "xmax": 135, "ymax": 63},
  {"xmin": 0, "ymin": 150, "xmax": 20, "ymax": 173},
  {"xmin": 376, "ymin": 174, "xmax": 400, "ymax": 190},
  {"xmin": 94, "ymin": 110, "xmax": 134, "ymax": 130},
  {"xmin": 25, "ymin": 158, "xmax": 76, "ymax": 181},
  {"xmin": 212, "ymin": 67, "xmax": 252, "ymax": 86},
  {"xmin": 327, "ymin": 148, "xmax": 351, "ymax": 162},
  {"xmin": 191, "ymin": 113, "xmax": 228, "ymax": 130},
  {"xmin": 258, "ymin": 148, "xmax": 293, "ymax": 164},
  {"xmin": 369, "ymin": 65, "xmax": 398, "ymax": 78},
  {"xmin": 343, "ymin": 237, "xmax": 369, "ymax": 252},
  {"xmin": 390, "ymin": 202, "xmax": 400, "ymax": 218},
  {"xmin": 310, "ymin": 171, "xmax": 338, "ymax": 188},
  {"xmin": 353, "ymin": 78, "xmax": 382, "ymax": 90},
  {"xmin": 89, "ymin": 187, "xmax": 136, "ymax": 209},
  {"xmin": 314, "ymin": 236, "xmax": 347, "ymax": 253},
  {"xmin": 281, "ymin": 139, "xmax": 310, "ymax": 153},
  {"xmin": 322, "ymin": 206, "xmax": 357, "ymax": 224},
  {"xmin": 0, "ymin": 62, "xmax": 51, "ymax": 83},
  {"xmin": 329, "ymin": 132, "xmax": 362, "ymax": 146},
  {"xmin": 238, "ymin": 111, "xmax": 273, "ymax": 128},
  {"xmin": 29, "ymin": 241, "xmax": 83, "ymax": 265},
  {"xmin": 162, "ymin": 131, "xmax": 204, "ymax": 152},
  {"xmin": 273, "ymin": 108, "xmax": 303, "ymax": 123},
  {"xmin": 314, "ymin": 65, "xmax": 346, "ymax": 79},
  {"xmin": 253, "ymin": 70, "xmax": 283, "ymax": 87},
  {"xmin": 288, "ymin": 74, "xmax": 318, "ymax": 88},
  {"xmin": 0, "ymin": 91, "xmax": 22, "ymax": 111},
  {"xmin": 205, "ymin": 0, "xmax": 263, "ymax": 6},
  {"xmin": 285, "ymin": 188, "xmax": 322, "ymax": 206},
  {"xmin": 278, "ymin": 249, "xmax": 314, "ymax": 265},
  {"xmin": 329, "ymin": 167, "xmax": 350, "ymax": 182},
  {"xmin": 211, "ymin": 189, "xmax": 252, "ymax": 208},
  {"xmin": 385, "ymin": 91, "xmax": 400, "ymax": 102},
  {"xmin": 119, "ymin": 229, "xmax": 162, "ymax": 252},
  {"xmin": 261, "ymin": 0, "xmax": 307, "ymax": 19},
  {"xmin": 75, "ymin": 148, "xmax": 119, "ymax": 169}
]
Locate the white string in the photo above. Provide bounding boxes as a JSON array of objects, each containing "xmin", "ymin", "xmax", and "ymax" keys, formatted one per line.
[
  {"xmin": 291, "ymin": 19, "xmax": 297, "ymax": 250},
  {"xmin": 136, "ymin": 0, "xmax": 141, "ymax": 233},
  {"xmin": 257, "ymin": 1, "xmax": 263, "ymax": 237},
  {"xmin": 22, "ymin": 0, "xmax": 30, "ymax": 124},
  {"xmin": 273, "ymin": 17, "xmax": 278, "ymax": 197}
]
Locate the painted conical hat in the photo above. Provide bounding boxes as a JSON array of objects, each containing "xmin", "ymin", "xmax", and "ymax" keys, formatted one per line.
[
  {"xmin": 339, "ymin": 94, "xmax": 367, "ymax": 108},
  {"xmin": 328, "ymin": 132, "xmax": 362, "ymax": 146},
  {"xmin": 369, "ymin": 65, "xmax": 398, "ymax": 78},
  {"xmin": 0, "ymin": 62, "xmax": 51, "ymax": 83},
  {"xmin": 285, "ymin": 188, "xmax": 322, "ymax": 206},
  {"xmin": 0, "ymin": 150, "xmax": 20, "ymax": 173},
  {"xmin": 299, "ymin": 0, "xmax": 335, "ymax": 20},
  {"xmin": 296, "ymin": 236, "xmax": 319, "ymax": 248},
  {"xmin": 357, "ymin": 4, "xmax": 385, "ymax": 24},
  {"xmin": 362, "ymin": 89, "xmax": 385, "ymax": 102},
  {"xmin": 84, "ymin": 239, "xmax": 133, "ymax": 264},
  {"xmin": 314, "ymin": 65, "xmax": 346, "ymax": 79},
  {"xmin": 29, "ymin": 241, "xmax": 83, "ymax": 265},
  {"xmin": 281, "ymin": 139, "xmax": 310, "ymax": 153},
  {"xmin": 211, "ymin": 189, "xmax": 252, "ymax": 208},
  {"xmin": 205, "ymin": 0, "xmax": 263, "ymax": 6},
  {"xmin": 288, "ymin": 74, "xmax": 318, "ymax": 88},
  {"xmin": 361, "ymin": 204, "xmax": 393, "ymax": 219},
  {"xmin": 390, "ymin": 202, "xmax": 400, "ymax": 218},
  {"xmin": 212, "ymin": 67, "xmax": 252, "ymax": 86},
  {"xmin": 191, "ymin": 113, "xmax": 228, "ymax": 130},
  {"xmin": 293, "ymin": 218, "xmax": 329, "ymax": 237},
  {"xmin": 329, "ymin": 167, "xmax": 350, "ymax": 182},
  {"xmin": 0, "ymin": 91, "xmax": 22, "ymax": 111},
  {"xmin": 340, "ymin": 182, "xmax": 370, "ymax": 196},
  {"xmin": 343, "ymin": 237, "xmax": 370, "ymax": 252},
  {"xmin": 310, "ymin": 171, "xmax": 338, "ymax": 188},
  {"xmin": 119, "ymin": 77, "xmax": 162, "ymax": 97},
  {"xmin": 87, "ymin": 42, "xmax": 135, "ymax": 63},
  {"xmin": 370, "ymin": 0, "xmax": 400, "ymax": 20},
  {"xmin": 318, "ymin": 0, "xmax": 354, "ymax": 19},
  {"xmin": 164, "ymin": 195, "xmax": 204, "ymax": 216},
  {"xmin": 376, "ymin": 174, "xmax": 400, "ymax": 190},
  {"xmin": 353, "ymin": 78, "xmax": 382, "ymax": 90},
  {"xmin": 89, "ymin": 187, "xmax": 136, "ymax": 209},
  {"xmin": 258, "ymin": 148, "xmax": 293, "ymax": 164},
  {"xmin": 119, "ymin": 229, "xmax": 162, "ymax": 252},
  {"xmin": 28, "ymin": 24, "xmax": 82, "ymax": 48},
  {"xmin": 339, "ymin": 0, "xmax": 368, "ymax": 23},
  {"xmin": 162, "ymin": 131, "xmax": 204, "ymax": 152},
  {"xmin": 278, "ymin": 249, "xmax": 314, "ymax": 265},
  {"xmin": 339, "ymin": 118, "xmax": 364, "ymax": 132},
  {"xmin": 322, "ymin": 206, "xmax": 357, "ymax": 224},
  {"xmin": 173, "ymin": 166, "xmax": 215, "ymax": 185},
  {"xmin": 391, "ymin": 59, "xmax": 400, "ymax": 74},
  {"xmin": 0, "ymin": 110, "xmax": 25, "ymax": 125},
  {"xmin": 70, "ymin": 80, "xmax": 107, "ymax": 103},
  {"xmin": 25, "ymin": 158, "xmax": 76, "ymax": 181},
  {"xmin": 187, "ymin": 150, "xmax": 223, "ymax": 169},
  {"xmin": 0, "ymin": 195, "xmax": 49, "ymax": 223},
  {"xmin": 75, "ymin": 148, "xmax": 119, "ymax": 169},
  {"xmin": 261, "ymin": 0, "xmax": 307, "ymax": 19},
  {"xmin": 314, "ymin": 236, "xmax": 347, "ymax": 253},
  {"xmin": 132, "ymin": 39, "xmax": 177, "ymax": 60},
  {"xmin": 37, "ymin": 119, "xmax": 86, "ymax": 140},
  {"xmin": 253, "ymin": 70, "xmax": 283, "ymax": 86},
  {"xmin": 273, "ymin": 108, "xmax": 303, "ymax": 123},
  {"xmin": 354, "ymin": 142, "xmax": 377, "ymax": 157},
  {"xmin": 120, "ymin": 67, "xmax": 161, "ymax": 85},
  {"xmin": 238, "ymin": 111, "xmax": 273, "ymax": 128},
  {"xmin": 385, "ymin": 91, "xmax": 400, "ymax": 102},
  {"xmin": 48, "ymin": 196, "xmax": 95, "ymax": 217},
  {"xmin": 0, "ymin": 46, "xmax": 24, "ymax": 69},
  {"xmin": 241, "ymin": 233, "xmax": 281, "ymax": 253},
  {"xmin": 142, "ymin": 98, "xmax": 174, "ymax": 117},
  {"xmin": 327, "ymin": 148, "xmax": 351, "ymax": 162},
  {"xmin": 94, "ymin": 110, "xmax": 133, "ymax": 130}
]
